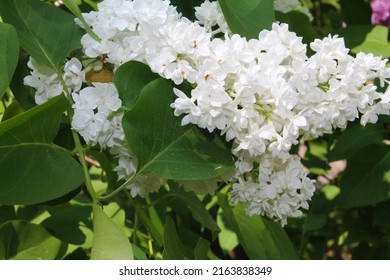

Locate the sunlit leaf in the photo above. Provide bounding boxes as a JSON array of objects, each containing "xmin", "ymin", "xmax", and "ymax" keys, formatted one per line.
[
  {"xmin": 0, "ymin": 220, "xmax": 63, "ymax": 260},
  {"xmin": 218, "ymin": 0, "xmax": 275, "ymax": 39},
  {"xmin": 218, "ymin": 194, "xmax": 298, "ymax": 259},
  {"xmin": 91, "ymin": 204, "xmax": 133, "ymax": 260},
  {"xmin": 217, "ymin": 207, "xmax": 239, "ymax": 254},
  {"xmin": 335, "ymin": 25, "xmax": 390, "ymax": 57}
]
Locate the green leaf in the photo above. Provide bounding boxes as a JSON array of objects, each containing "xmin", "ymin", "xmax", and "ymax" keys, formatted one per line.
[
  {"xmin": 217, "ymin": 207, "xmax": 239, "ymax": 254},
  {"xmin": 0, "ymin": 0, "xmax": 83, "ymax": 71},
  {"xmin": 62, "ymin": 0, "xmax": 100, "ymax": 41},
  {"xmin": 0, "ymin": 143, "xmax": 84, "ymax": 205},
  {"xmin": 329, "ymin": 123, "xmax": 383, "ymax": 162},
  {"xmin": 114, "ymin": 61, "xmax": 158, "ymax": 109},
  {"xmin": 122, "ymin": 78, "xmax": 234, "ymax": 180},
  {"xmin": 287, "ymin": 213, "xmax": 327, "ymax": 232},
  {"xmin": 163, "ymin": 216, "xmax": 186, "ymax": 260},
  {"xmin": 0, "ymin": 205, "xmax": 17, "ymax": 226},
  {"xmin": 373, "ymin": 201, "xmax": 390, "ymax": 227},
  {"xmin": 0, "ymin": 23, "xmax": 19, "ymax": 99},
  {"xmin": 334, "ymin": 25, "xmax": 390, "ymax": 58},
  {"xmin": 89, "ymin": 150, "xmax": 119, "ymax": 190},
  {"xmin": 42, "ymin": 204, "xmax": 93, "ymax": 248},
  {"xmin": 302, "ymin": 139, "xmax": 330, "ymax": 175},
  {"xmin": 194, "ymin": 237, "xmax": 210, "ymax": 260},
  {"xmin": 218, "ymin": 0, "xmax": 275, "ymax": 39},
  {"xmin": 217, "ymin": 194, "xmax": 298, "ymax": 259},
  {"xmin": 340, "ymin": 0, "xmax": 371, "ymax": 25},
  {"xmin": 0, "ymin": 94, "xmax": 69, "ymax": 146},
  {"xmin": 91, "ymin": 204, "xmax": 133, "ymax": 260},
  {"xmin": 1, "ymin": 100, "xmax": 25, "ymax": 122},
  {"xmin": 338, "ymin": 144, "xmax": 390, "ymax": 208},
  {"xmin": 0, "ymin": 220, "xmax": 63, "ymax": 260},
  {"xmin": 171, "ymin": 183, "xmax": 220, "ymax": 232},
  {"xmin": 131, "ymin": 244, "xmax": 147, "ymax": 260},
  {"xmin": 102, "ymin": 202, "xmax": 131, "ymax": 237}
]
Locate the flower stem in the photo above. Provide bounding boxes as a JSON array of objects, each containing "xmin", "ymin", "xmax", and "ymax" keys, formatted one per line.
[
  {"xmin": 97, "ymin": 172, "xmax": 137, "ymax": 201},
  {"xmin": 58, "ymin": 73, "xmax": 99, "ymax": 203},
  {"xmin": 125, "ymin": 193, "xmax": 164, "ymax": 246},
  {"xmin": 67, "ymin": 120, "xmax": 98, "ymax": 203}
]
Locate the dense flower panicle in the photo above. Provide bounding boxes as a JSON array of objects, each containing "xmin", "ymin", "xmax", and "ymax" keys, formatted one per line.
[
  {"xmin": 24, "ymin": 0, "xmax": 390, "ymax": 225},
  {"xmin": 371, "ymin": 0, "xmax": 390, "ymax": 28},
  {"xmin": 230, "ymin": 155, "xmax": 315, "ymax": 226}
]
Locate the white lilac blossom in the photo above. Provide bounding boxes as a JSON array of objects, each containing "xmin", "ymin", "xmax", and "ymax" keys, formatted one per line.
[
  {"xmin": 23, "ymin": 57, "xmax": 64, "ymax": 105},
  {"xmin": 194, "ymin": 0, "xmax": 231, "ymax": 35},
  {"xmin": 230, "ymin": 155, "xmax": 315, "ymax": 226},
  {"xmin": 24, "ymin": 0, "xmax": 390, "ymax": 225},
  {"xmin": 71, "ymin": 82, "xmax": 122, "ymax": 148},
  {"xmin": 63, "ymin": 58, "xmax": 85, "ymax": 92},
  {"xmin": 24, "ymin": 57, "xmax": 86, "ymax": 105}
]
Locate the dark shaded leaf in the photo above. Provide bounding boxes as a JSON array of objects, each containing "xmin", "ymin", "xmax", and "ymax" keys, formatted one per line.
[
  {"xmin": 0, "ymin": 23, "xmax": 19, "ymax": 98},
  {"xmin": 329, "ymin": 123, "xmax": 383, "ymax": 162},
  {"xmin": 0, "ymin": 143, "xmax": 84, "ymax": 205},
  {"xmin": 340, "ymin": 0, "xmax": 371, "ymax": 25},
  {"xmin": 163, "ymin": 215, "xmax": 186, "ymax": 260},
  {"xmin": 114, "ymin": 61, "xmax": 158, "ymax": 109},
  {"xmin": 338, "ymin": 144, "xmax": 390, "ymax": 208},
  {"xmin": 0, "ymin": 94, "xmax": 69, "ymax": 146},
  {"xmin": 0, "ymin": 0, "xmax": 83, "ymax": 71}
]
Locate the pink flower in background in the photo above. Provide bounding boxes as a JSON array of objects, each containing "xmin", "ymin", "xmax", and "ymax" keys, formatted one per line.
[{"xmin": 371, "ymin": 0, "xmax": 390, "ymax": 28}]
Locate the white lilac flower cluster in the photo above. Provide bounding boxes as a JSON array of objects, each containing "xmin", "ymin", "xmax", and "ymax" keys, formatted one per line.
[
  {"xmin": 24, "ymin": 0, "xmax": 390, "ymax": 225},
  {"xmin": 24, "ymin": 57, "xmax": 85, "ymax": 105}
]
